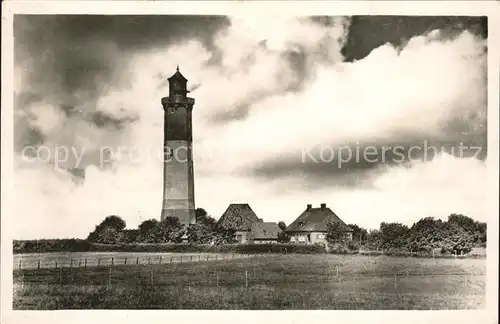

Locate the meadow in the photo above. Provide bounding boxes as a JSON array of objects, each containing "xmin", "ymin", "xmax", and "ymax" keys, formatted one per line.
[{"xmin": 13, "ymin": 253, "xmax": 485, "ymax": 310}]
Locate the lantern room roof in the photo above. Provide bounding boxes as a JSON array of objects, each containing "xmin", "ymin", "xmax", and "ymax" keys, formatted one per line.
[{"xmin": 168, "ymin": 65, "xmax": 188, "ymax": 82}]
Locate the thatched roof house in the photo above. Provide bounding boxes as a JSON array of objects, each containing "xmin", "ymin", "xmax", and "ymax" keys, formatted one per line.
[
  {"xmin": 217, "ymin": 203, "xmax": 261, "ymax": 243},
  {"xmin": 248, "ymin": 222, "xmax": 282, "ymax": 244},
  {"xmin": 286, "ymin": 203, "xmax": 353, "ymax": 244}
]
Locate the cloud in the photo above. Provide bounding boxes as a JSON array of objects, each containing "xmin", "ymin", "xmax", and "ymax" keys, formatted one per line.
[{"xmin": 12, "ymin": 16, "xmax": 488, "ymax": 239}]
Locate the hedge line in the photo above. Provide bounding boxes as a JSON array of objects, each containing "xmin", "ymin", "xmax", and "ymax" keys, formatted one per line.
[
  {"xmin": 13, "ymin": 239, "xmax": 326, "ymax": 254},
  {"xmin": 13, "ymin": 239, "xmax": 485, "ymax": 259},
  {"xmin": 13, "ymin": 239, "xmax": 93, "ymax": 254}
]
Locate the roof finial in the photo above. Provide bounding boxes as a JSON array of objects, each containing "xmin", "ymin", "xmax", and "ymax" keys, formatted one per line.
[{"xmin": 176, "ymin": 64, "xmax": 179, "ymax": 72}]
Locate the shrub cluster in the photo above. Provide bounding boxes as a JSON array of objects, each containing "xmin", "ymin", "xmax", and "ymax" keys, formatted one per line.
[
  {"xmin": 345, "ymin": 214, "xmax": 486, "ymax": 256},
  {"xmin": 13, "ymin": 239, "xmax": 92, "ymax": 254}
]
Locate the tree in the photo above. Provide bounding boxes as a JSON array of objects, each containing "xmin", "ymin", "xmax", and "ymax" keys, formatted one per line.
[
  {"xmin": 157, "ymin": 217, "xmax": 186, "ymax": 243},
  {"xmin": 95, "ymin": 227, "xmax": 124, "ymax": 244},
  {"xmin": 195, "ymin": 208, "xmax": 209, "ymax": 221},
  {"xmin": 187, "ymin": 222, "xmax": 216, "ymax": 244},
  {"xmin": 213, "ymin": 226, "xmax": 236, "ymax": 245},
  {"xmin": 99, "ymin": 215, "xmax": 126, "ymax": 231},
  {"xmin": 365, "ymin": 229, "xmax": 383, "ymax": 251},
  {"xmin": 448, "ymin": 214, "xmax": 487, "ymax": 247},
  {"xmin": 278, "ymin": 221, "xmax": 287, "ymax": 231},
  {"xmin": 136, "ymin": 219, "xmax": 160, "ymax": 243},
  {"xmin": 475, "ymin": 221, "xmax": 487, "ymax": 246},
  {"xmin": 379, "ymin": 222, "xmax": 409, "ymax": 249},
  {"xmin": 325, "ymin": 222, "xmax": 347, "ymax": 244},
  {"xmin": 440, "ymin": 222, "xmax": 473, "ymax": 255},
  {"xmin": 188, "ymin": 209, "xmax": 219, "ymax": 244},
  {"xmin": 448, "ymin": 214, "xmax": 477, "ymax": 234},
  {"xmin": 405, "ymin": 217, "xmax": 446, "ymax": 252},
  {"xmin": 122, "ymin": 229, "xmax": 139, "ymax": 243},
  {"xmin": 87, "ymin": 215, "xmax": 127, "ymax": 244},
  {"xmin": 277, "ymin": 231, "xmax": 290, "ymax": 243},
  {"xmin": 347, "ymin": 224, "xmax": 368, "ymax": 244}
]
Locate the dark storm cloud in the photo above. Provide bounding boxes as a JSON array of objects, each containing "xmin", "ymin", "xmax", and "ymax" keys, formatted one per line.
[
  {"xmin": 342, "ymin": 16, "xmax": 487, "ymax": 62},
  {"xmin": 15, "ymin": 15, "xmax": 229, "ymax": 100},
  {"xmin": 248, "ymin": 129, "xmax": 487, "ymax": 188},
  {"xmin": 91, "ymin": 111, "xmax": 140, "ymax": 129},
  {"xmin": 14, "ymin": 15, "xmax": 230, "ymax": 154}
]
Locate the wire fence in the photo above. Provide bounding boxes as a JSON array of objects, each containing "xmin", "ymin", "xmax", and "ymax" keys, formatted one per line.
[{"xmin": 14, "ymin": 253, "xmax": 256, "ymax": 270}]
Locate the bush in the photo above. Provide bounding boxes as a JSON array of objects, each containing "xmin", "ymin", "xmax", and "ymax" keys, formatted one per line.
[
  {"xmin": 13, "ymin": 239, "xmax": 93, "ymax": 254},
  {"xmin": 327, "ymin": 241, "xmax": 360, "ymax": 254}
]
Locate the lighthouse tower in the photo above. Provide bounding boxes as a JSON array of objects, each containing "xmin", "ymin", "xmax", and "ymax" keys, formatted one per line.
[{"xmin": 160, "ymin": 66, "xmax": 196, "ymax": 227}]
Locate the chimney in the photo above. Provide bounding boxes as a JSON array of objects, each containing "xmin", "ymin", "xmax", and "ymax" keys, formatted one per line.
[
  {"xmin": 320, "ymin": 203, "xmax": 326, "ymax": 209},
  {"xmin": 306, "ymin": 204, "xmax": 312, "ymax": 211}
]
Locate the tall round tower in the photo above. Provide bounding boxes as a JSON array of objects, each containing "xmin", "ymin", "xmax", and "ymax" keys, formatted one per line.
[{"xmin": 160, "ymin": 66, "xmax": 196, "ymax": 227}]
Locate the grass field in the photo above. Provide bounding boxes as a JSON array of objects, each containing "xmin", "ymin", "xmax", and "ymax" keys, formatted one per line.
[{"xmin": 13, "ymin": 254, "xmax": 485, "ymax": 310}]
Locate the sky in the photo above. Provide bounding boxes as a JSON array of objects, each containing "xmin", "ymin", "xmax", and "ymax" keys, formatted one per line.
[{"xmin": 13, "ymin": 15, "xmax": 488, "ymax": 239}]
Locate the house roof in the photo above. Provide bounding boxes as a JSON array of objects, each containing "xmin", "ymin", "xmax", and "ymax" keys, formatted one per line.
[
  {"xmin": 217, "ymin": 203, "xmax": 260, "ymax": 231},
  {"xmin": 249, "ymin": 222, "xmax": 282, "ymax": 240},
  {"xmin": 285, "ymin": 205, "xmax": 353, "ymax": 233}
]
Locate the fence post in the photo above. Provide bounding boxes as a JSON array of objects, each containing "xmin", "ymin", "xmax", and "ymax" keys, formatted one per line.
[
  {"xmin": 59, "ymin": 270, "xmax": 62, "ymax": 284},
  {"xmin": 170, "ymin": 257, "xmax": 173, "ymax": 263},
  {"xmin": 190, "ymin": 255, "xmax": 193, "ymax": 262},
  {"xmin": 198, "ymin": 255, "xmax": 201, "ymax": 262},
  {"xmin": 84, "ymin": 257, "xmax": 87, "ymax": 268},
  {"xmin": 55, "ymin": 261, "xmax": 58, "ymax": 269},
  {"xmin": 216, "ymin": 270, "xmax": 219, "ymax": 288},
  {"xmin": 136, "ymin": 257, "xmax": 139, "ymax": 264},
  {"xmin": 97, "ymin": 259, "xmax": 101, "ymax": 267},
  {"xmin": 150, "ymin": 269, "xmax": 154, "ymax": 285},
  {"xmin": 207, "ymin": 255, "xmax": 209, "ymax": 261},
  {"xmin": 124, "ymin": 257, "xmax": 127, "ymax": 265},
  {"xmin": 18, "ymin": 259, "xmax": 22, "ymax": 270},
  {"xmin": 37, "ymin": 259, "xmax": 41, "ymax": 269},
  {"xmin": 78, "ymin": 259, "xmax": 82, "ymax": 267},
  {"xmin": 159, "ymin": 256, "xmax": 162, "ymax": 264},
  {"xmin": 70, "ymin": 259, "xmax": 73, "ymax": 268},
  {"xmin": 245, "ymin": 270, "xmax": 248, "ymax": 288},
  {"xmin": 108, "ymin": 268, "xmax": 112, "ymax": 286},
  {"xmin": 394, "ymin": 273, "xmax": 397, "ymax": 289},
  {"xmin": 111, "ymin": 257, "xmax": 114, "ymax": 266},
  {"xmin": 180, "ymin": 255, "xmax": 183, "ymax": 263}
]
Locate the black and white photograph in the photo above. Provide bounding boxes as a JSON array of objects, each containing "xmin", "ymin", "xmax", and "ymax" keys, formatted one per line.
[{"xmin": 1, "ymin": 0, "xmax": 498, "ymax": 320}]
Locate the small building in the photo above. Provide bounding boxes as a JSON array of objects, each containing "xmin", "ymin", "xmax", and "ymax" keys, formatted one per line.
[
  {"xmin": 217, "ymin": 203, "xmax": 260, "ymax": 244},
  {"xmin": 248, "ymin": 222, "xmax": 282, "ymax": 244},
  {"xmin": 285, "ymin": 203, "xmax": 353, "ymax": 245}
]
